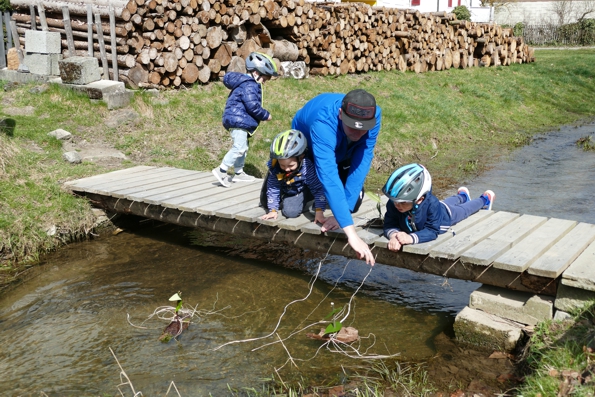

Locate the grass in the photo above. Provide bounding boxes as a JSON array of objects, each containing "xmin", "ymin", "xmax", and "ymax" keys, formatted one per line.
[
  {"xmin": 515, "ymin": 301, "xmax": 595, "ymax": 397},
  {"xmin": 1, "ymin": 49, "xmax": 595, "ymax": 283}
]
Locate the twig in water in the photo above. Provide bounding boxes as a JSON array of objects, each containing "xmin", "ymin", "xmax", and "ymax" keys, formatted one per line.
[{"xmin": 109, "ymin": 347, "xmax": 142, "ymax": 397}]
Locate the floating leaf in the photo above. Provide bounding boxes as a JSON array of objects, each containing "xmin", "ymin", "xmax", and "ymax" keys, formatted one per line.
[
  {"xmin": 324, "ymin": 320, "xmax": 343, "ymax": 335},
  {"xmin": 324, "ymin": 306, "xmax": 343, "ymax": 320},
  {"xmin": 365, "ymin": 191, "xmax": 382, "ymax": 203}
]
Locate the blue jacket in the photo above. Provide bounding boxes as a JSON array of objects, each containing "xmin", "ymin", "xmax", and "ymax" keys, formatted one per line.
[
  {"xmin": 291, "ymin": 93, "xmax": 381, "ymax": 228},
  {"xmin": 265, "ymin": 157, "xmax": 327, "ymax": 211},
  {"xmin": 222, "ymin": 72, "xmax": 270, "ymax": 134},
  {"xmin": 383, "ymin": 191, "xmax": 452, "ymax": 244}
]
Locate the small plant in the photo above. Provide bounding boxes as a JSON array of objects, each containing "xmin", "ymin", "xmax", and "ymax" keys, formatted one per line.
[
  {"xmin": 452, "ymin": 5, "xmax": 471, "ymax": 21},
  {"xmin": 576, "ymin": 135, "xmax": 595, "ymax": 151},
  {"xmin": 513, "ymin": 22, "xmax": 525, "ymax": 37},
  {"xmin": 323, "ymin": 302, "xmax": 343, "ymax": 336}
]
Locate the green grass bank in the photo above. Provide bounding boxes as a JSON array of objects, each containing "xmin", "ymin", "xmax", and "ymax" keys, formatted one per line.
[{"xmin": 1, "ymin": 49, "xmax": 594, "ymax": 286}]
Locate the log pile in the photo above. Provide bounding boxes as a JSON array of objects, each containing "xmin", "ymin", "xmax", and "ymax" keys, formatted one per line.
[{"xmin": 9, "ymin": 0, "xmax": 535, "ymax": 88}]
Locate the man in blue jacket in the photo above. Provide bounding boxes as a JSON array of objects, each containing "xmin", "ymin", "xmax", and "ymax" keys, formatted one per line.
[{"xmin": 292, "ymin": 89, "xmax": 381, "ymax": 266}]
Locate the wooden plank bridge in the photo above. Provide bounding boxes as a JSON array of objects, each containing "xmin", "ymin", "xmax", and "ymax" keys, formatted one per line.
[{"xmin": 64, "ymin": 166, "xmax": 595, "ymax": 297}]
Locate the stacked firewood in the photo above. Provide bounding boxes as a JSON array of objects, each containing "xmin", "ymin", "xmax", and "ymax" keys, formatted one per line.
[{"xmin": 9, "ymin": 0, "xmax": 535, "ymax": 88}]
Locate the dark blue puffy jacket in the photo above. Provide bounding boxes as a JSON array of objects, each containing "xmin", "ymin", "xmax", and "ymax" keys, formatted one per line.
[{"xmin": 221, "ymin": 72, "xmax": 270, "ymax": 134}]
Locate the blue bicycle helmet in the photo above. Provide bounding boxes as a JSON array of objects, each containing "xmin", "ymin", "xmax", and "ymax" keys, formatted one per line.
[{"xmin": 382, "ymin": 163, "xmax": 432, "ymax": 203}]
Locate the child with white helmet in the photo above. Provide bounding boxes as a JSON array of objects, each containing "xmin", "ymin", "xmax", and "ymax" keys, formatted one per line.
[
  {"xmin": 212, "ymin": 52, "xmax": 278, "ymax": 187},
  {"xmin": 382, "ymin": 163, "xmax": 495, "ymax": 251},
  {"xmin": 260, "ymin": 129, "xmax": 328, "ymax": 225}
]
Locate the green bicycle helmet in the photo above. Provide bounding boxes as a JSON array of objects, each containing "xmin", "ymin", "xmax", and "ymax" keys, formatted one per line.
[
  {"xmin": 270, "ymin": 129, "xmax": 307, "ymax": 159},
  {"xmin": 382, "ymin": 163, "xmax": 432, "ymax": 203},
  {"xmin": 246, "ymin": 52, "xmax": 279, "ymax": 77}
]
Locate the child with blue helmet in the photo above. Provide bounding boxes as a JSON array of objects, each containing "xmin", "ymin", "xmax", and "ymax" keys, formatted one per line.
[
  {"xmin": 382, "ymin": 163, "xmax": 495, "ymax": 252},
  {"xmin": 212, "ymin": 52, "xmax": 278, "ymax": 187}
]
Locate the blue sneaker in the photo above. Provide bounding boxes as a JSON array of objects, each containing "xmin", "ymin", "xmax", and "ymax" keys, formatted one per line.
[
  {"xmin": 480, "ymin": 190, "xmax": 495, "ymax": 210},
  {"xmin": 458, "ymin": 187, "xmax": 470, "ymax": 203}
]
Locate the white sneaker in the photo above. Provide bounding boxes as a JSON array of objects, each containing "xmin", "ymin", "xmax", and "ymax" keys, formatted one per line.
[
  {"xmin": 212, "ymin": 167, "xmax": 230, "ymax": 187},
  {"xmin": 231, "ymin": 172, "xmax": 255, "ymax": 182}
]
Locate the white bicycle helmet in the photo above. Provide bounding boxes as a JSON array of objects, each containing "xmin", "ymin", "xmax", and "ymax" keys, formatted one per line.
[
  {"xmin": 245, "ymin": 52, "xmax": 279, "ymax": 77},
  {"xmin": 382, "ymin": 163, "xmax": 432, "ymax": 203},
  {"xmin": 270, "ymin": 129, "xmax": 307, "ymax": 159}
]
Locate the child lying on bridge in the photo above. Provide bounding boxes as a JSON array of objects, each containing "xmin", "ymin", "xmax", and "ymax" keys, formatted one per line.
[
  {"xmin": 260, "ymin": 129, "xmax": 328, "ymax": 225},
  {"xmin": 382, "ymin": 163, "xmax": 495, "ymax": 252}
]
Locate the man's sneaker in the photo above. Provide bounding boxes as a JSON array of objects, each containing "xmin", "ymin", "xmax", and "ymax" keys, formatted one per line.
[
  {"xmin": 212, "ymin": 167, "xmax": 230, "ymax": 187},
  {"xmin": 231, "ymin": 171, "xmax": 255, "ymax": 182},
  {"xmin": 480, "ymin": 190, "xmax": 495, "ymax": 210},
  {"xmin": 458, "ymin": 187, "xmax": 470, "ymax": 203}
]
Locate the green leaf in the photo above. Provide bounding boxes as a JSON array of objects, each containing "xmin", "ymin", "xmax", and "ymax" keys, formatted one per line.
[
  {"xmin": 324, "ymin": 321, "xmax": 342, "ymax": 335},
  {"xmin": 365, "ymin": 191, "xmax": 382, "ymax": 203},
  {"xmin": 324, "ymin": 306, "xmax": 343, "ymax": 320}
]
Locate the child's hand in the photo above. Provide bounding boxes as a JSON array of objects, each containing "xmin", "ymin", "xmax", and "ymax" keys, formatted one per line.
[
  {"xmin": 320, "ymin": 216, "xmax": 339, "ymax": 232},
  {"xmin": 396, "ymin": 232, "xmax": 414, "ymax": 245},
  {"xmin": 266, "ymin": 114, "xmax": 272, "ymax": 121},
  {"xmin": 388, "ymin": 234, "xmax": 402, "ymax": 252},
  {"xmin": 314, "ymin": 210, "xmax": 327, "ymax": 225},
  {"xmin": 260, "ymin": 211, "xmax": 278, "ymax": 220}
]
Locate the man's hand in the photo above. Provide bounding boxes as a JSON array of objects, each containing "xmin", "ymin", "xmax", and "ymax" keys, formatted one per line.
[
  {"xmin": 387, "ymin": 234, "xmax": 402, "ymax": 252},
  {"xmin": 396, "ymin": 232, "xmax": 413, "ymax": 245},
  {"xmin": 320, "ymin": 216, "xmax": 340, "ymax": 232},
  {"xmin": 344, "ymin": 225, "xmax": 375, "ymax": 266},
  {"xmin": 260, "ymin": 211, "xmax": 278, "ymax": 220}
]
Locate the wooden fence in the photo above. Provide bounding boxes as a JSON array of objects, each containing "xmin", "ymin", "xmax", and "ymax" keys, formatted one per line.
[
  {"xmin": 521, "ymin": 23, "xmax": 595, "ymax": 46},
  {"xmin": 1, "ymin": 11, "xmax": 13, "ymax": 68}
]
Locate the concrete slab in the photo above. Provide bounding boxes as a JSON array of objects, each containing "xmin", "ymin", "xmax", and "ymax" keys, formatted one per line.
[
  {"xmin": 0, "ymin": 68, "xmax": 55, "ymax": 84},
  {"xmin": 453, "ymin": 306, "xmax": 524, "ymax": 352},
  {"xmin": 555, "ymin": 283, "xmax": 595, "ymax": 312},
  {"xmin": 59, "ymin": 56, "xmax": 101, "ymax": 85},
  {"xmin": 469, "ymin": 284, "xmax": 553, "ymax": 325},
  {"xmin": 104, "ymin": 90, "xmax": 134, "ymax": 109},
  {"xmin": 24, "ymin": 53, "xmax": 62, "ymax": 76},
  {"xmin": 25, "ymin": 30, "xmax": 61, "ymax": 54}
]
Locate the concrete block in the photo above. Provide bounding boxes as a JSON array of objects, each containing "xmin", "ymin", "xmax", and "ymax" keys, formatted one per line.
[
  {"xmin": 68, "ymin": 80, "xmax": 125, "ymax": 100},
  {"xmin": 59, "ymin": 56, "xmax": 101, "ymax": 85},
  {"xmin": 454, "ymin": 306, "xmax": 524, "ymax": 352},
  {"xmin": 104, "ymin": 90, "xmax": 134, "ymax": 109},
  {"xmin": 469, "ymin": 284, "xmax": 553, "ymax": 326},
  {"xmin": 555, "ymin": 283, "xmax": 595, "ymax": 312},
  {"xmin": 0, "ymin": 68, "xmax": 55, "ymax": 84},
  {"xmin": 48, "ymin": 129, "xmax": 72, "ymax": 140},
  {"xmin": 554, "ymin": 310, "xmax": 572, "ymax": 321},
  {"xmin": 25, "ymin": 30, "xmax": 61, "ymax": 54},
  {"xmin": 24, "ymin": 53, "xmax": 62, "ymax": 76}
]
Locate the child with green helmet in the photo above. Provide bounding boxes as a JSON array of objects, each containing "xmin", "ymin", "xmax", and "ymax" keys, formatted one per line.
[
  {"xmin": 212, "ymin": 52, "xmax": 278, "ymax": 187},
  {"xmin": 260, "ymin": 129, "xmax": 328, "ymax": 225}
]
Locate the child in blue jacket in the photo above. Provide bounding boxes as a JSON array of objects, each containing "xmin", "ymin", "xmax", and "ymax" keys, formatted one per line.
[
  {"xmin": 212, "ymin": 52, "xmax": 278, "ymax": 188},
  {"xmin": 382, "ymin": 163, "xmax": 495, "ymax": 251},
  {"xmin": 260, "ymin": 129, "xmax": 327, "ymax": 225}
]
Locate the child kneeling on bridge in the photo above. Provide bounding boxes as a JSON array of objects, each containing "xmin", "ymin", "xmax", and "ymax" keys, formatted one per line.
[
  {"xmin": 383, "ymin": 163, "xmax": 495, "ymax": 252},
  {"xmin": 260, "ymin": 129, "xmax": 328, "ymax": 225}
]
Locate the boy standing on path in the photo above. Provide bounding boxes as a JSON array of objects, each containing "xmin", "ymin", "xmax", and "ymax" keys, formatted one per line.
[
  {"xmin": 383, "ymin": 163, "xmax": 495, "ymax": 251},
  {"xmin": 212, "ymin": 52, "xmax": 278, "ymax": 187},
  {"xmin": 291, "ymin": 89, "xmax": 382, "ymax": 266}
]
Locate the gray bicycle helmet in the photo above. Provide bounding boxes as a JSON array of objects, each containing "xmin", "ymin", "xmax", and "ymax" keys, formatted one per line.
[
  {"xmin": 270, "ymin": 129, "xmax": 307, "ymax": 159},
  {"xmin": 382, "ymin": 163, "xmax": 432, "ymax": 202},
  {"xmin": 245, "ymin": 52, "xmax": 279, "ymax": 77}
]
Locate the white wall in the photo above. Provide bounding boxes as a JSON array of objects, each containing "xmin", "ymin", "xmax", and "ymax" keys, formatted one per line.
[{"xmin": 494, "ymin": 0, "xmax": 594, "ymax": 25}]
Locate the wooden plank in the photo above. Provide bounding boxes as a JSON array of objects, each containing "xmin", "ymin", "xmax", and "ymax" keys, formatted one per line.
[
  {"xmin": 106, "ymin": 170, "xmax": 203, "ymax": 194},
  {"xmin": 63, "ymin": 166, "xmax": 157, "ymax": 189},
  {"xmin": 399, "ymin": 210, "xmax": 494, "ymax": 254},
  {"xmin": 358, "ymin": 227, "xmax": 384, "ymax": 245},
  {"xmin": 110, "ymin": 173, "xmax": 212, "ymax": 199},
  {"xmin": 492, "ymin": 218, "xmax": 577, "ymax": 272},
  {"xmin": 199, "ymin": 188, "xmax": 261, "ymax": 215},
  {"xmin": 234, "ymin": 206, "xmax": 267, "ymax": 222},
  {"xmin": 561, "ymin": 240, "xmax": 595, "ymax": 292},
  {"xmin": 176, "ymin": 182, "xmax": 262, "ymax": 211},
  {"xmin": 528, "ymin": 223, "xmax": 595, "ymax": 278},
  {"xmin": 430, "ymin": 211, "xmax": 519, "ymax": 260},
  {"xmin": 216, "ymin": 200, "xmax": 262, "ymax": 219},
  {"xmin": 140, "ymin": 175, "xmax": 215, "ymax": 203},
  {"xmin": 459, "ymin": 214, "xmax": 547, "ymax": 266},
  {"xmin": 75, "ymin": 168, "xmax": 194, "ymax": 194}
]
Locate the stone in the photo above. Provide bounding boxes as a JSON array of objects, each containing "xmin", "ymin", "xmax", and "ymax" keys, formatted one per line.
[
  {"xmin": 24, "ymin": 53, "xmax": 62, "ymax": 76},
  {"xmin": 469, "ymin": 284, "xmax": 553, "ymax": 326},
  {"xmin": 454, "ymin": 306, "xmax": 524, "ymax": 352},
  {"xmin": 555, "ymin": 283, "xmax": 595, "ymax": 312},
  {"xmin": 25, "ymin": 30, "xmax": 61, "ymax": 54},
  {"xmin": 63, "ymin": 151, "xmax": 82, "ymax": 164},
  {"xmin": 48, "ymin": 129, "xmax": 72, "ymax": 140},
  {"xmin": 553, "ymin": 310, "xmax": 572, "ymax": 321},
  {"xmin": 58, "ymin": 56, "xmax": 101, "ymax": 85},
  {"xmin": 67, "ymin": 80, "xmax": 125, "ymax": 100},
  {"xmin": 104, "ymin": 90, "xmax": 134, "ymax": 110}
]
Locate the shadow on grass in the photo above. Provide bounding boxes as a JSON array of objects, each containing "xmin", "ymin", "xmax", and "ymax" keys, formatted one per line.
[{"xmin": 0, "ymin": 118, "xmax": 16, "ymax": 137}]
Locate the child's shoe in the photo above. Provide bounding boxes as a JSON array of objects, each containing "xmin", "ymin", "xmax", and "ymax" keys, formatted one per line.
[
  {"xmin": 212, "ymin": 167, "xmax": 230, "ymax": 187},
  {"xmin": 458, "ymin": 187, "xmax": 470, "ymax": 203},
  {"xmin": 231, "ymin": 171, "xmax": 255, "ymax": 182},
  {"xmin": 480, "ymin": 190, "xmax": 495, "ymax": 210}
]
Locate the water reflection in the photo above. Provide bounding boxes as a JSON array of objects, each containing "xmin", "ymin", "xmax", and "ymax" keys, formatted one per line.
[{"xmin": 0, "ymin": 229, "xmax": 463, "ymax": 395}]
